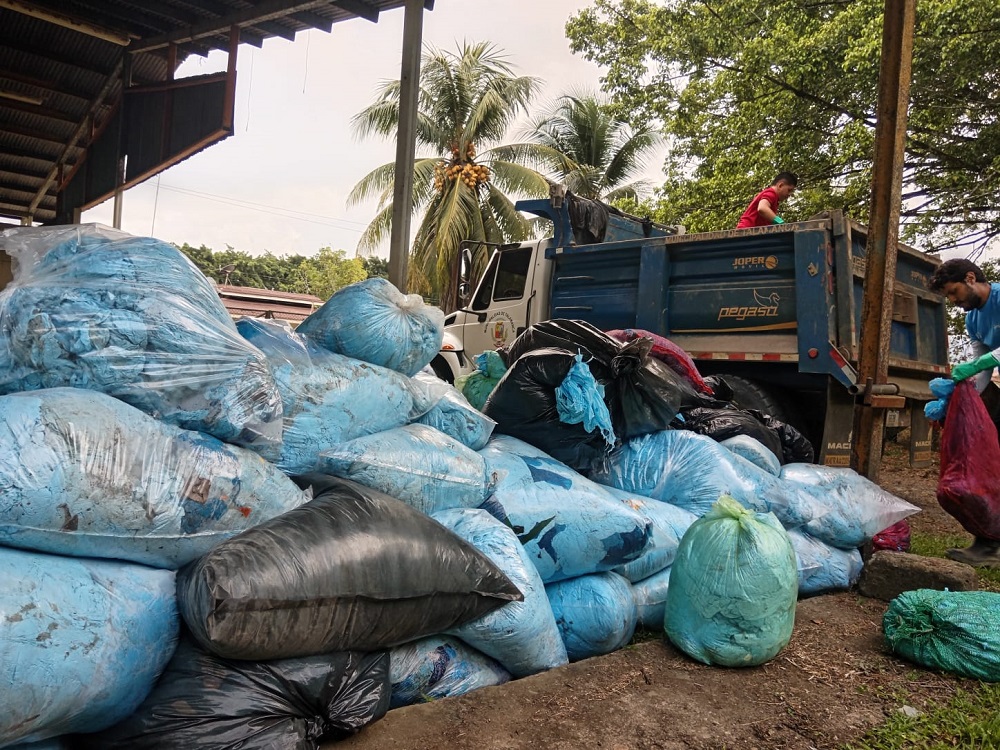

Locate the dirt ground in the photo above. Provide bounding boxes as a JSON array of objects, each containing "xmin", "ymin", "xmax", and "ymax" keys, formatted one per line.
[{"xmin": 335, "ymin": 440, "xmax": 983, "ymax": 750}]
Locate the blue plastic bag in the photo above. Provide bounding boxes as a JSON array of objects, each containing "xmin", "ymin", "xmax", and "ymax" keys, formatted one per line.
[
  {"xmin": 412, "ymin": 373, "xmax": 496, "ymax": 450},
  {"xmin": 0, "ymin": 224, "xmax": 283, "ymax": 459},
  {"xmin": 389, "ymin": 636, "xmax": 510, "ymax": 709},
  {"xmin": 630, "ymin": 566, "xmax": 672, "ymax": 630},
  {"xmin": 297, "ymin": 277, "xmax": 444, "ymax": 376},
  {"xmin": 0, "ymin": 547, "xmax": 178, "ymax": 747},
  {"xmin": 787, "ymin": 528, "xmax": 863, "ymax": 596},
  {"xmin": 0, "ymin": 388, "xmax": 307, "ymax": 569},
  {"xmin": 720, "ymin": 434, "xmax": 781, "ymax": 476},
  {"xmin": 434, "ymin": 508, "xmax": 568, "ymax": 677},
  {"xmin": 238, "ymin": 317, "xmax": 443, "ymax": 475},
  {"xmin": 317, "ymin": 424, "xmax": 495, "ymax": 514},
  {"xmin": 608, "ymin": 488, "xmax": 697, "ymax": 583},
  {"xmin": 665, "ymin": 496, "xmax": 798, "ymax": 667},
  {"xmin": 555, "ymin": 352, "xmax": 616, "ymax": 446},
  {"xmin": 780, "ymin": 463, "xmax": 919, "ymax": 549},
  {"xmin": 592, "ymin": 430, "xmax": 824, "ymax": 530},
  {"xmin": 545, "ymin": 572, "xmax": 637, "ymax": 661}
]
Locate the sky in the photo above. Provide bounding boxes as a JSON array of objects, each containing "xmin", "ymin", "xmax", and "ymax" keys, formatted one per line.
[{"xmin": 83, "ymin": 0, "xmax": 656, "ymax": 260}]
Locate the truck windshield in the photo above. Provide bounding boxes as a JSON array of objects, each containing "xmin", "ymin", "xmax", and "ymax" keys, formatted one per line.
[{"xmin": 472, "ymin": 246, "xmax": 532, "ymax": 310}]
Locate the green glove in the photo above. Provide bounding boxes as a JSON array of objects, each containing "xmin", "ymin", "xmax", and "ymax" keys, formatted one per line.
[
  {"xmin": 952, "ymin": 352, "xmax": 1000, "ymax": 382},
  {"xmin": 772, "ymin": 216, "xmax": 785, "ymax": 225}
]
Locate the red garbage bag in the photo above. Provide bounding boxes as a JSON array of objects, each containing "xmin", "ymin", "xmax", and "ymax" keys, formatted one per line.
[
  {"xmin": 872, "ymin": 519, "xmax": 911, "ymax": 552},
  {"xmin": 606, "ymin": 328, "xmax": 713, "ymax": 396},
  {"xmin": 937, "ymin": 380, "xmax": 1000, "ymax": 540}
]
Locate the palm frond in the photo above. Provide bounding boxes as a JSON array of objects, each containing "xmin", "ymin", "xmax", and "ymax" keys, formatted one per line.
[{"xmin": 487, "ymin": 160, "xmax": 551, "ymax": 198}]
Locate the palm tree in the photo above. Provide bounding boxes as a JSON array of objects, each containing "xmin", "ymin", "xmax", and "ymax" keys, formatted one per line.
[
  {"xmin": 349, "ymin": 42, "xmax": 549, "ymax": 306},
  {"xmin": 499, "ymin": 93, "xmax": 661, "ymax": 202}
]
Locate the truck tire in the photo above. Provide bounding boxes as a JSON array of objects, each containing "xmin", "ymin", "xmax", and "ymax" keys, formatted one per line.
[{"xmin": 720, "ymin": 375, "xmax": 790, "ymax": 423}]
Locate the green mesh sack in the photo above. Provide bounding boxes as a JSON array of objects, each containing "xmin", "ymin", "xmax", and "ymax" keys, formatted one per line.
[
  {"xmin": 664, "ymin": 495, "xmax": 798, "ymax": 667},
  {"xmin": 884, "ymin": 589, "xmax": 1000, "ymax": 681},
  {"xmin": 456, "ymin": 351, "xmax": 507, "ymax": 411}
]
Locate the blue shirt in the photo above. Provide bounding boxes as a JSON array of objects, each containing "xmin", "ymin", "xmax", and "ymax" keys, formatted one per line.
[{"xmin": 966, "ymin": 283, "xmax": 1000, "ymax": 351}]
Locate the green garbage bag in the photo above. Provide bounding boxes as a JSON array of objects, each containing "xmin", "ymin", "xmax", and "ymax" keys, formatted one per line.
[
  {"xmin": 664, "ymin": 495, "xmax": 798, "ymax": 667},
  {"xmin": 884, "ymin": 589, "xmax": 1000, "ymax": 681},
  {"xmin": 456, "ymin": 351, "xmax": 507, "ymax": 411}
]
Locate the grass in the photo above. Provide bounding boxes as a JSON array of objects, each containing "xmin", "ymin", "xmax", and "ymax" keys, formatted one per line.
[
  {"xmin": 842, "ymin": 683, "xmax": 1000, "ymax": 749},
  {"xmin": 910, "ymin": 531, "xmax": 1000, "ymax": 591}
]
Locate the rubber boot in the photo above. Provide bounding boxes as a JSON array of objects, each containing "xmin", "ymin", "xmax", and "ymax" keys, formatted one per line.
[{"xmin": 945, "ymin": 537, "xmax": 1000, "ymax": 568}]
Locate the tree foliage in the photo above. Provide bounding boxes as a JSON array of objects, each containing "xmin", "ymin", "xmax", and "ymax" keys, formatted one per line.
[
  {"xmin": 176, "ymin": 244, "xmax": 367, "ymax": 301},
  {"xmin": 567, "ymin": 0, "xmax": 1000, "ymax": 252},
  {"xmin": 349, "ymin": 42, "xmax": 550, "ymax": 309}
]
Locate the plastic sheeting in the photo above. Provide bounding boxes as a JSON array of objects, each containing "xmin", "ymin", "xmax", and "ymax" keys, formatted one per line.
[
  {"xmin": 455, "ymin": 350, "xmax": 507, "ymax": 410},
  {"xmin": 412, "ymin": 372, "xmax": 496, "ymax": 450},
  {"xmin": 0, "ymin": 547, "xmax": 178, "ymax": 747},
  {"xmin": 76, "ymin": 638, "xmax": 390, "ymax": 750},
  {"xmin": 237, "ymin": 317, "xmax": 443, "ymax": 475},
  {"xmin": 609, "ymin": 488, "xmax": 697, "ymax": 583},
  {"xmin": 592, "ymin": 430, "xmax": 825, "ymax": 531},
  {"xmin": 884, "ymin": 589, "xmax": 1000, "ymax": 682},
  {"xmin": 630, "ymin": 566, "xmax": 671, "ymax": 630},
  {"xmin": 317, "ymin": 424, "xmax": 495, "ymax": 514},
  {"xmin": 297, "ymin": 277, "xmax": 444, "ymax": 376},
  {"xmin": 389, "ymin": 636, "xmax": 511, "ymax": 709},
  {"xmin": 787, "ymin": 529, "xmax": 863, "ymax": 597},
  {"xmin": 0, "ymin": 388, "xmax": 307, "ymax": 569},
  {"xmin": 720, "ymin": 434, "xmax": 781, "ymax": 476},
  {"xmin": 0, "ymin": 224, "xmax": 283, "ymax": 458},
  {"xmin": 665, "ymin": 496, "xmax": 798, "ymax": 667},
  {"xmin": 434, "ymin": 508, "xmax": 568, "ymax": 677},
  {"xmin": 546, "ymin": 572, "xmax": 638, "ymax": 661},
  {"xmin": 178, "ymin": 475, "xmax": 521, "ymax": 660},
  {"xmin": 780, "ymin": 463, "xmax": 920, "ymax": 549}
]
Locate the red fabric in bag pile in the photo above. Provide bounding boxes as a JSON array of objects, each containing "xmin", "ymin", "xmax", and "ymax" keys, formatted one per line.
[
  {"xmin": 872, "ymin": 519, "xmax": 911, "ymax": 552},
  {"xmin": 606, "ymin": 328, "xmax": 713, "ymax": 395},
  {"xmin": 937, "ymin": 380, "xmax": 1000, "ymax": 541}
]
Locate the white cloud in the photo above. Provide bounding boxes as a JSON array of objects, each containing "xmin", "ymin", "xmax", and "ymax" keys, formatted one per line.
[{"xmin": 83, "ymin": 1, "xmax": 665, "ymax": 258}]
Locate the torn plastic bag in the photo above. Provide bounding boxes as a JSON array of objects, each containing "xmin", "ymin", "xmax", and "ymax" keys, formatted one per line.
[
  {"xmin": 591, "ymin": 430, "xmax": 825, "ymax": 530},
  {"xmin": 0, "ymin": 388, "xmax": 307, "ymax": 568},
  {"xmin": 872, "ymin": 519, "xmax": 912, "ymax": 552},
  {"xmin": 0, "ymin": 224, "xmax": 283, "ymax": 459},
  {"xmin": 630, "ymin": 566, "xmax": 672, "ymax": 630},
  {"xmin": 787, "ymin": 529, "xmax": 863, "ymax": 597},
  {"xmin": 316, "ymin": 423, "xmax": 495, "ymax": 515},
  {"xmin": 455, "ymin": 350, "xmax": 507, "ymax": 410},
  {"xmin": 237, "ymin": 317, "xmax": 444, "ymax": 475},
  {"xmin": 780, "ymin": 463, "xmax": 920, "ymax": 549},
  {"xmin": 608, "ymin": 488, "xmax": 697, "ymax": 583},
  {"xmin": 545, "ymin": 572, "xmax": 637, "ymax": 661},
  {"xmin": 665, "ymin": 496, "xmax": 798, "ymax": 667},
  {"xmin": 477, "ymin": 445, "xmax": 652, "ymax": 583},
  {"xmin": 720, "ymin": 434, "xmax": 781, "ymax": 476},
  {"xmin": 607, "ymin": 328, "xmax": 713, "ymax": 395},
  {"xmin": 297, "ymin": 277, "xmax": 444, "ymax": 376},
  {"xmin": 1, "ymin": 547, "xmax": 178, "ymax": 747},
  {"xmin": 178, "ymin": 475, "xmax": 522, "ymax": 660},
  {"xmin": 434, "ymin": 508, "xmax": 568, "ymax": 677},
  {"xmin": 499, "ymin": 319, "xmax": 690, "ymax": 440},
  {"xmin": 74, "ymin": 638, "xmax": 389, "ymax": 750},
  {"xmin": 936, "ymin": 379, "xmax": 1000, "ymax": 540},
  {"xmin": 412, "ymin": 372, "xmax": 496, "ymax": 450},
  {"xmin": 389, "ymin": 636, "xmax": 510, "ymax": 709},
  {"xmin": 483, "ymin": 347, "xmax": 615, "ymax": 472},
  {"xmin": 884, "ymin": 589, "xmax": 1000, "ymax": 681},
  {"xmin": 676, "ymin": 406, "xmax": 785, "ymax": 465}
]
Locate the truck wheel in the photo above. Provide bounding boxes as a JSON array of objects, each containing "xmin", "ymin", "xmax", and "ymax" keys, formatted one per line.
[
  {"xmin": 429, "ymin": 355, "xmax": 455, "ymax": 384},
  {"xmin": 720, "ymin": 375, "xmax": 790, "ymax": 423}
]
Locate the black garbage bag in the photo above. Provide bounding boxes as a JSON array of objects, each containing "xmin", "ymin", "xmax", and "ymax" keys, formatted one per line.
[
  {"xmin": 178, "ymin": 475, "xmax": 522, "ymax": 660},
  {"xmin": 499, "ymin": 320, "xmax": 691, "ymax": 440},
  {"xmin": 675, "ymin": 406, "xmax": 786, "ymax": 465},
  {"xmin": 752, "ymin": 410, "xmax": 815, "ymax": 464},
  {"xmin": 482, "ymin": 347, "xmax": 612, "ymax": 472},
  {"xmin": 72, "ymin": 638, "xmax": 390, "ymax": 750}
]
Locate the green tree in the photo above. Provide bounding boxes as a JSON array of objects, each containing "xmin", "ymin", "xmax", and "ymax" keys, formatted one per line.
[
  {"xmin": 362, "ymin": 255, "xmax": 389, "ymax": 280},
  {"xmin": 567, "ymin": 0, "xmax": 1000, "ymax": 250},
  {"xmin": 348, "ymin": 42, "xmax": 550, "ymax": 309},
  {"xmin": 302, "ymin": 247, "xmax": 367, "ymax": 300},
  {"xmin": 499, "ymin": 92, "xmax": 660, "ymax": 201}
]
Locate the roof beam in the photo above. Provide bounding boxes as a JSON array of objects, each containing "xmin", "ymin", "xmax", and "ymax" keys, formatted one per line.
[
  {"xmin": 0, "ymin": 120, "xmax": 74, "ymax": 146},
  {"xmin": 0, "ymin": 96, "xmax": 82, "ymax": 124},
  {"xmin": 331, "ymin": 0, "xmax": 380, "ymax": 23},
  {"xmin": 0, "ymin": 178, "xmax": 52, "ymax": 196},
  {"xmin": 129, "ymin": 0, "xmax": 330, "ymax": 53},
  {"xmin": 0, "ymin": 67, "xmax": 98, "ymax": 103},
  {"xmin": 0, "ymin": 0, "xmax": 134, "ymax": 45},
  {"xmin": 0, "ymin": 159, "xmax": 51, "ymax": 179},
  {"xmin": 0, "ymin": 144, "xmax": 59, "ymax": 166},
  {"xmin": 0, "ymin": 34, "xmax": 113, "ymax": 78},
  {"xmin": 289, "ymin": 10, "xmax": 333, "ymax": 32}
]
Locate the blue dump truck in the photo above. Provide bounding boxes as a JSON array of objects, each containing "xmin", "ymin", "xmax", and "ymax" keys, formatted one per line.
[{"xmin": 434, "ymin": 195, "xmax": 950, "ymax": 469}]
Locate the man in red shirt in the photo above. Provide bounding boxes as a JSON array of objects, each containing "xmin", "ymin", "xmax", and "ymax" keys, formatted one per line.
[{"xmin": 736, "ymin": 172, "xmax": 798, "ymax": 228}]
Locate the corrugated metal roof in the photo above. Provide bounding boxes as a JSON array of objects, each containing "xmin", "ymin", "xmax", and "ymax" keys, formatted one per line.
[{"xmin": 0, "ymin": 0, "xmax": 432, "ymax": 224}]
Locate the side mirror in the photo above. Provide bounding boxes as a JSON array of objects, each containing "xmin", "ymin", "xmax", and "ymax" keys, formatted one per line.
[
  {"xmin": 458, "ymin": 281, "xmax": 471, "ymax": 304},
  {"xmin": 459, "ymin": 246, "xmax": 473, "ymax": 284}
]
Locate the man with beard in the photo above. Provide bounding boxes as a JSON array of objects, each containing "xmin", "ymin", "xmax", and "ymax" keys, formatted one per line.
[{"xmin": 929, "ymin": 258, "xmax": 1000, "ymax": 565}]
